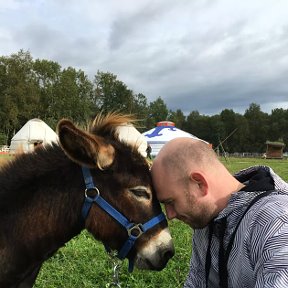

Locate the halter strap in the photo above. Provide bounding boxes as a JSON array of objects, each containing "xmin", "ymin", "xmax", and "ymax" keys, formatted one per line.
[{"xmin": 81, "ymin": 166, "xmax": 166, "ymax": 272}]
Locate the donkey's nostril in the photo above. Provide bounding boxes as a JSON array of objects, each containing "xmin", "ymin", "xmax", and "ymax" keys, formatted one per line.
[
  {"xmin": 152, "ymin": 247, "xmax": 175, "ymax": 270},
  {"xmin": 164, "ymin": 249, "xmax": 175, "ymax": 261},
  {"xmin": 162, "ymin": 246, "xmax": 175, "ymax": 264}
]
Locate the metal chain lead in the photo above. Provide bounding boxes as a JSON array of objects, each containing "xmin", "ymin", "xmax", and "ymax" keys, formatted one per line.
[{"xmin": 106, "ymin": 251, "xmax": 122, "ymax": 288}]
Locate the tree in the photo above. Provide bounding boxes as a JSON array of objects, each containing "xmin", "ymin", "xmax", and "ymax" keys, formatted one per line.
[
  {"xmin": 52, "ymin": 67, "xmax": 94, "ymax": 127},
  {"xmin": 208, "ymin": 114, "xmax": 225, "ymax": 149},
  {"xmin": 168, "ymin": 109, "xmax": 186, "ymax": 129},
  {"xmin": 244, "ymin": 103, "xmax": 269, "ymax": 152},
  {"xmin": 33, "ymin": 58, "xmax": 61, "ymax": 125},
  {"xmin": 233, "ymin": 113, "xmax": 249, "ymax": 152},
  {"xmin": 93, "ymin": 71, "xmax": 134, "ymax": 114},
  {"xmin": 219, "ymin": 109, "xmax": 238, "ymax": 153},
  {"xmin": 184, "ymin": 111, "xmax": 211, "ymax": 142},
  {"xmin": 0, "ymin": 50, "xmax": 40, "ymax": 140},
  {"xmin": 130, "ymin": 93, "xmax": 149, "ymax": 132},
  {"xmin": 268, "ymin": 108, "xmax": 288, "ymax": 147},
  {"xmin": 2, "ymin": 51, "xmax": 288, "ymax": 154},
  {"xmin": 145, "ymin": 97, "xmax": 169, "ymax": 129}
]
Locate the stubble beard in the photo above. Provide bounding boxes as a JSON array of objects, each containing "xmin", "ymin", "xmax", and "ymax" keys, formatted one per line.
[{"xmin": 182, "ymin": 192, "xmax": 213, "ymax": 229}]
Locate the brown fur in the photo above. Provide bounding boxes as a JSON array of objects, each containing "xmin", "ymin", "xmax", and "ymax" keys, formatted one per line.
[{"xmin": 0, "ymin": 113, "xmax": 168, "ymax": 288}]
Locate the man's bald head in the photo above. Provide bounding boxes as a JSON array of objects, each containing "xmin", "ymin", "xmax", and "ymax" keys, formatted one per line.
[
  {"xmin": 152, "ymin": 137, "xmax": 218, "ymax": 177},
  {"xmin": 151, "ymin": 137, "xmax": 244, "ymax": 228}
]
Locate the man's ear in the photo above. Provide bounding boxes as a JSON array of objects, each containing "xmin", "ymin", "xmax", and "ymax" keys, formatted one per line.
[{"xmin": 190, "ymin": 172, "xmax": 208, "ymax": 196}]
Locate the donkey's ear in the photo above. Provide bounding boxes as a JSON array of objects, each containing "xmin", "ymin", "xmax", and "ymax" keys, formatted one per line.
[{"xmin": 57, "ymin": 119, "xmax": 115, "ymax": 169}]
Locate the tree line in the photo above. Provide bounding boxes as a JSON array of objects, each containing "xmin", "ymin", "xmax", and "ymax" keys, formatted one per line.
[{"xmin": 0, "ymin": 50, "xmax": 287, "ymax": 153}]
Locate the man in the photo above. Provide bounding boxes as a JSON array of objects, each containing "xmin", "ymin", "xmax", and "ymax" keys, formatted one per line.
[
  {"xmin": 151, "ymin": 137, "xmax": 288, "ymax": 288},
  {"xmin": 146, "ymin": 144, "xmax": 152, "ymax": 159}
]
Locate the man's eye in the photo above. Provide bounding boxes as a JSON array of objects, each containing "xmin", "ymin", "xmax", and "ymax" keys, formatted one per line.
[{"xmin": 164, "ymin": 200, "xmax": 174, "ymax": 205}]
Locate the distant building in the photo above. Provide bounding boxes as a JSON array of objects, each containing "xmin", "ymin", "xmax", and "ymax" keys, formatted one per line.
[
  {"xmin": 265, "ymin": 141, "xmax": 285, "ymax": 159},
  {"xmin": 142, "ymin": 121, "xmax": 206, "ymax": 157},
  {"xmin": 9, "ymin": 119, "xmax": 58, "ymax": 154}
]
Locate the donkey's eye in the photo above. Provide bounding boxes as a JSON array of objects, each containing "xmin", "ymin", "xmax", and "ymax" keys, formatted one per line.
[{"xmin": 129, "ymin": 187, "xmax": 150, "ymax": 200}]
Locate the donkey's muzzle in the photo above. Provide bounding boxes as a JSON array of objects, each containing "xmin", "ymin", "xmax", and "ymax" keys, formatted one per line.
[
  {"xmin": 155, "ymin": 244, "xmax": 175, "ymax": 270},
  {"xmin": 134, "ymin": 229, "xmax": 175, "ymax": 271}
]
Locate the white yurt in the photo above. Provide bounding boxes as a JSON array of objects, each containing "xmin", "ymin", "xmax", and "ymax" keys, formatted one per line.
[
  {"xmin": 10, "ymin": 118, "xmax": 58, "ymax": 153},
  {"xmin": 143, "ymin": 121, "xmax": 204, "ymax": 157}
]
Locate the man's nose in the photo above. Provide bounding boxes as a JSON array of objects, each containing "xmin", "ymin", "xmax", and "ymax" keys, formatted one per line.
[{"xmin": 165, "ymin": 205, "xmax": 177, "ymax": 220}]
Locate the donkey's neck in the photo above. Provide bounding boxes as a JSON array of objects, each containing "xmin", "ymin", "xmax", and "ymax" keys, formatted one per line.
[{"xmin": 0, "ymin": 145, "xmax": 85, "ymax": 270}]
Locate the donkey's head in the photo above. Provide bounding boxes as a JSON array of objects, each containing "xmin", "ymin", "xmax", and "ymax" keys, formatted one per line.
[{"xmin": 57, "ymin": 113, "xmax": 174, "ymax": 271}]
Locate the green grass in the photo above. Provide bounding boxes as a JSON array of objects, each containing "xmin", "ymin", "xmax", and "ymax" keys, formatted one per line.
[
  {"xmin": 34, "ymin": 221, "xmax": 191, "ymax": 288},
  {"xmin": 221, "ymin": 157, "xmax": 288, "ymax": 177},
  {"xmin": 1, "ymin": 155, "xmax": 287, "ymax": 287},
  {"xmin": 0, "ymin": 153, "xmax": 13, "ymax": 166}
]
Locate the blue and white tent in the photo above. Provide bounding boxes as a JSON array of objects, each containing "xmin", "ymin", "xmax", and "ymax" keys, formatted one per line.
[{"xmin": 142, "ymin": 121, "xmax": 202, "ymax": 157}]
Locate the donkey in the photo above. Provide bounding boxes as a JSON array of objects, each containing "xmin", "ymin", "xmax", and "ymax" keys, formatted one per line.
[{"xmin": 0, "ymin": 113, "xmax": 174, "ymax": 288}]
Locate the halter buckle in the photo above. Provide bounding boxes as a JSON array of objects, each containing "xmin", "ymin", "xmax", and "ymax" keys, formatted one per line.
[{"xmin": 127, "ymin": 223, "xmax": 144, "ymax": 238}]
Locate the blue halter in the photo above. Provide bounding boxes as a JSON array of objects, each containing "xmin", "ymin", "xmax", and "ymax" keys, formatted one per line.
[{"xmin": 81, "ymin": 166, "xmax": 166, "ymax": 272}]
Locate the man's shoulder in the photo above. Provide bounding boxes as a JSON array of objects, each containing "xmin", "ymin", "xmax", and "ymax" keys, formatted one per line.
[
  {"xmin": 223, "ymin": 191, "xmax": 288, "ymax": 244},
  {"xmin": 249, "ymin": 193, "xmax": 288, "ymax": 225},
  {"xmin": 239, "ymin": 193, "xmax": 288, "ymax": 249},
  {"xmin": 252, "ymin": 192, "xmax": 288, "ymax": 215}
]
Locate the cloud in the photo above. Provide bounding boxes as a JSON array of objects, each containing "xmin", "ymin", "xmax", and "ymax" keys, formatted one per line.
[{"xmin": 1, "ymin": 0, "xmax": 288, "ymax": 115}]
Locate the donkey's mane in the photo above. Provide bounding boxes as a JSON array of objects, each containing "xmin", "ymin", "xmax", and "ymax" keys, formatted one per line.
[
  {"xmin": 89, "ymin": 112, "xmax": 145, "ymax": 156},
  {"xmin": 89, "ymin": 112, "xmax": 136, "ymax": 137}
]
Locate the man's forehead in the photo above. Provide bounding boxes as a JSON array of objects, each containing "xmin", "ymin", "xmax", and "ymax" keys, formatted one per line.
[
  {"xmin": 151, "ymin": 158, "xmax": 168, "ymax": 177},
  {"xmin": 152, "ymin": 165, "xmax": 180, "ymax": 190}
]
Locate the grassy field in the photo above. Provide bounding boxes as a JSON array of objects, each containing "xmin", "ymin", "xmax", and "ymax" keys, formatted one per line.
[
  {"xmin": 1, "ymin": 155, "xmax": 287, "ymax": 287},
  {"xmin": 0, "ymin": 153, "xmax": 14, "ymax": 166}
]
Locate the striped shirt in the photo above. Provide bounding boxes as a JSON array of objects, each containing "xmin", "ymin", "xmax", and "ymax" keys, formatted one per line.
[{"xmin": 184, "ymin": 166, "xmax": 288, "ymax": 288}]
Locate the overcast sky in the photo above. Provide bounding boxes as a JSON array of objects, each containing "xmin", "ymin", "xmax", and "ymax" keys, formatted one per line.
[{"xmin": 1, "ymin": 0, "xmax": 288, "ymax": 115}]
